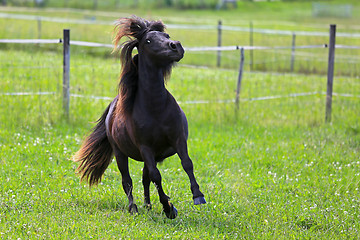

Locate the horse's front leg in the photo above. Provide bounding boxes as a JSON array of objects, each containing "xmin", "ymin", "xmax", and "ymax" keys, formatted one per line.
[
  {"xmin": 140, "ymin": 145, "xmax": 177, "ymax": 219},
  {"xmin": 142, "ymin": 164, "xmax": 152, "ymax": 210},
  {"xmin": 114, "ymin": 149, "xmax": 138, "ymax": 214},
  {"xmin": 176, "ymin": 139, "xmax": 206, "ymax": 205}
]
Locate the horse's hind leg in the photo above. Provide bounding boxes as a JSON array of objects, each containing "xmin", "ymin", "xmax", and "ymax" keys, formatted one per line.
[
  {"xmin": 142, "ymin": 164, "xmax": 152, "ymax": 210},
  {"xmin": 114, "ymin": 149, "xmax": 138, "ymax": 214},
  {"xmin": 176, "ymin": 139, "xmax": 206, "ymax": 205},
  {"xmin": 140, "ymin": 146, "xmax": 177, "ymax": 219}
]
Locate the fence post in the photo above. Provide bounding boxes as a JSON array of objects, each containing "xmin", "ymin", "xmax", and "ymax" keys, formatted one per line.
[
  {"xmin": 63, "ymin": 29, "xmax": 70, "ymax": 120},
  {"xmin": 249, "ymin": 21, "xmax": 254, "ymax": 71},
  {"xmin": 325, "ymin": 24, "xmax": 336, "ymax": 123},
  {"xmin": 217, "ymin": 20, "xmax": 222, "ymax": 67},
  {"xmin": 235, "ymin": 47, "xmax": 245, "ymax": 110},
  {"xmin": 290, "ymin": 32, "xmax": 296, "ymax": 72},
  {"xmin": 37, "ymin": 17, "xmax": 41, "ymax": 39}
]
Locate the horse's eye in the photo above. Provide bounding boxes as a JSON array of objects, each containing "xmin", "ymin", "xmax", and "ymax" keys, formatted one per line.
[
  {"xmin": 146, "ymin": 39, "xmax": 151, "ymax": 44},
  {"xmin": 166, "ymin": 34, "xmax": 170, "ymax": 39}
]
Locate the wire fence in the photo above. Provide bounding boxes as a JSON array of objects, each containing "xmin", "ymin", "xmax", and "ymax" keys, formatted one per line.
[
  {"xmin": 1, "ymin": 12, "xmax": 360, "ymax": 75},
  {"xmin": 1, "ymin": 21, "xmax": 359, "ymax": 128}
]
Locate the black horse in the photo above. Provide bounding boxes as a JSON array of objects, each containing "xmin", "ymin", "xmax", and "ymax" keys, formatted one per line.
[{"xmin": 73, "ymin": 16, "xmax": 206, "ymax": 219}]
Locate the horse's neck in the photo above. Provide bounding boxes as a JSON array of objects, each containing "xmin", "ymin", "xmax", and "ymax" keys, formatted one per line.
[{"xmin": 136, "ymin": 56, "xmax": 168, "ymax": 111}]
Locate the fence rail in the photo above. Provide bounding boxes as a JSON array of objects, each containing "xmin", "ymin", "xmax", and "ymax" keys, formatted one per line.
[
  {"xmin": 2, "ymin": 91, "xmax": 359, "ymax": 102},
  {"xmin": 2, "ymin": 38, "xmax": 359, "ymax": 51},
  {"xmin": 0, "ymin": 39, "xmax": 61, "ymax": 44},
  {"xmin": 0, "ymin": 37, "xmax": 331, "ymax": 50},
  {"xmin": 1, "ymin": 24, "xmax": 358, "ymax": 123}
]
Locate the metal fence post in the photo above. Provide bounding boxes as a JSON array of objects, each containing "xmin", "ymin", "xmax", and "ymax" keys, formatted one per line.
[
  {"xmin": 63, "ymin": 29, "xmax": 70, "ymax": 119},
  {"xmin": 217, "ymin": 20, "xmax": 222, "ymax": 67},
  {"xmin": 325, "ymin": 24, "xmax": 336, "ymax": 123},
  {"xmin": 290, "ymin": 32, "xmax": 296, "ymax": 72},
  {"xmin": 249, "ymin": 21, "xmax": 254, "ymax": 71},
  {"xmin": 37, "ymin": 17, "xmax": 41, "ymax": 39},
  {"xmin": 235, "ymin": 47, "xmax": 245, "ymax": 110}
]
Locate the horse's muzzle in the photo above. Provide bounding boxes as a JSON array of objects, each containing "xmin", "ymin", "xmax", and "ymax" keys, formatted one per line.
[{"xmin": 169, "ymin": 41, "xmax": 184, "ymax": 61}]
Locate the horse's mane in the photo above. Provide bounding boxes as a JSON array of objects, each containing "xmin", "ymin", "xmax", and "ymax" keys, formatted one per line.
[{"xmin": 113, "ymin": 16, "xmax": 170, "ymax": 116}]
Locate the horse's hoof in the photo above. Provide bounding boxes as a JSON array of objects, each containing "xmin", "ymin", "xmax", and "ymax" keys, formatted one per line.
[
  {"xmin": 129, "ymin": 204, "xmax": 138, "ymax": 214},
  {"xmin": 193, "ymin": 196, "xmax": 206, "ymax": 205},
  {"xmin": 164, "ymin": 203, "xmax": 178, "ymax": 219}
]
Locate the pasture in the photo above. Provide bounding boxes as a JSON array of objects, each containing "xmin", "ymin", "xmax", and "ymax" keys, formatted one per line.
[{"xmin": 1, "ymin": 3, "xmax": 360, "ymax": 239}]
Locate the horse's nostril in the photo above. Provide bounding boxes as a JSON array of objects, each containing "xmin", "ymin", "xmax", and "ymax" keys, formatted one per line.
[{"xmin": 169, "ymin": 42, "xmax": 177, "ymax": 50}]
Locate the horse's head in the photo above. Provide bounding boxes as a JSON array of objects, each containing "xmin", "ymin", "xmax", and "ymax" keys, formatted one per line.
[
  {"xmin": 113, "ymin": 16, "xmax": 184, "ymax": 66},
  {"xmin": 140, "ymin": 30, "xmax": 184, "ymax": 64}
]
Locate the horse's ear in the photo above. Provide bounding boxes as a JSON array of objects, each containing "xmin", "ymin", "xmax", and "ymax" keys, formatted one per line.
[
  {"xmin": 149, "ymin": 20, "xmax": 166, "ymax": 33},
  {"xmin": 129, "ymin": 18, "xmax": 148, "ymax": 39},
  {"xmin": 129, "ymin": 19, "xmax": 143, "ymax": 33},
  {"xmin": 113, "ymin": 16, "xmax": 166, "ymax": 51}
]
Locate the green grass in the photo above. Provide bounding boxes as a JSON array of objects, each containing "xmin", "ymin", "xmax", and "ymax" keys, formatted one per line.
[
  {"xmin": 1, "ymin": 3, "xmax": 360, "ymax": 239},
  {"xmin": 0, "ymin": 49, "xmax": 359, "ymax": 239}
]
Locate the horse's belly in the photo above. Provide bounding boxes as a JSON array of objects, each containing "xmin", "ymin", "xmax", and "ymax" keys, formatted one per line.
[
  {"xmin": 118, "ymin": 140, "xmax": 143, "ymax": 161},
  {"xmin": 155, "ymin": 147, "xmax": 176, "ymax": 162},
  {"xmin": 112, "ymin": 129, "xmax": 176, "ymax": 162},
  {"xmin": 110, "ymin": 114, "xmax": 179, "ymax": 162}
]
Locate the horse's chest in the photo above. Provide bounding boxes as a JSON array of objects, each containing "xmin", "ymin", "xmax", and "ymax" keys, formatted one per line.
[
  {"xmin": 127, "ymin": 120, "xmax": 176, "ymax": 160},
  {"xmin": 132, "ymin": 105, "xmax": 182, "ymax": 143},
  {"xmin": 136, "ymin": 120, "xmax": 178, "ymax": 145}
]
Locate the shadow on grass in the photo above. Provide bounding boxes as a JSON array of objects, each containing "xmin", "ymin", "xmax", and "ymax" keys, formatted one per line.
[
  {"xmin": 78, "ymin": 194, "xmax": 246, "ymax": 236},
  {"xmin": 73, "ymin": 197, "xmax": 127, "ymax": 212}
]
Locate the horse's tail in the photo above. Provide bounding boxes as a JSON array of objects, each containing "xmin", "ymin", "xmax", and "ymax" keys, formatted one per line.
[{"xmin": 73, "ymin": 104, "xmax": 113, "ymax": 187}]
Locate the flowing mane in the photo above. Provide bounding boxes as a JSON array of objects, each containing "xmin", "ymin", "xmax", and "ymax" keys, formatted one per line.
[{"xmin": 113, "ymin": 16, "xmax": 167, "ymax": 116}]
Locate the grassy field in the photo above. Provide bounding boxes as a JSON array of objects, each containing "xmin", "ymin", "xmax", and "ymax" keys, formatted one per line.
[
  {"xmin": 1, "ymin": 49, "xmax": 359, "ymax": 239},
  {"xmin": 1, "ymin": 3, "xmax": 360, "ymax": 239}
]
